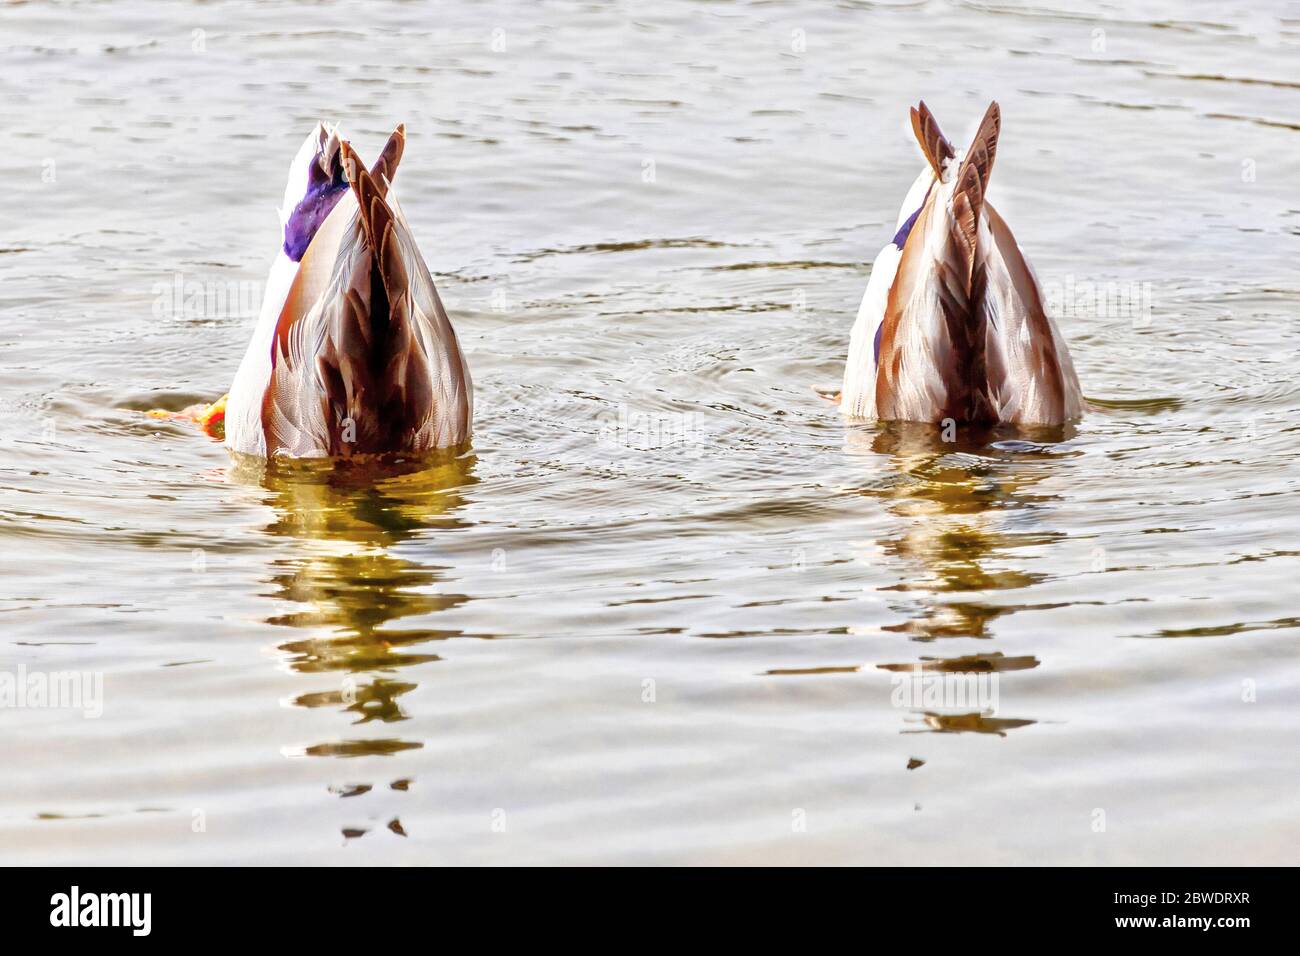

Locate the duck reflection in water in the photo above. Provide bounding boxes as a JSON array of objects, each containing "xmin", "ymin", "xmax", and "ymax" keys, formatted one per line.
[
  {"xmin": 232, "ymin": 451, "xmax": 477, "ymax": 756},
  {"xmin": 852, "ymin": 421, "xmax": 1079, "ymax": 734}
]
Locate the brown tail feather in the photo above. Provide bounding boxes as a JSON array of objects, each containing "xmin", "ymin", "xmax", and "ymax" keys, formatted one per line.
[
  {"xmin": 940, "ymin": 102, "xmax": 1001, "ymax": 423},
  {"xmin": 258, "ymin": 128, "xmax": 470, "ymax": 455},
  {"xmin": 910, "ymin": 100, "xmax": 956, "ymax": 178},
  {"xmin": 950, "ymin": 102, "xmax": 1001, "ymax": 284},
  {"xmin": 367, "ymin": 124, "xmax": 405, "ymax": 198},
  {"xmin": 341, "ymin": 140, "xmax": 410, "ymax": 309}
]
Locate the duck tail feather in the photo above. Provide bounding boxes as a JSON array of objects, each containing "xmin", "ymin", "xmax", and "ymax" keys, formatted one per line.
[
  {"xmin": 341, "ymin": 139, "xmax": 410, "ymax": 310},
  {"xmin": 367, "ymin": 124, "xmax": 405, "ymax": 198},
  {"xmin": 950, "ymin": 101, "xmax": 1000, "ymax": 285},
  {"xmin": 910, "ymin": 100, "xmax": 956, "ymax": 179}
]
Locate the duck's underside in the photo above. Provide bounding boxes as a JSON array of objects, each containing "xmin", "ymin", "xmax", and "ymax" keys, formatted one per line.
[
  {"xmin": 842, "ymin": 102, "xmax": 1083, "ymax": 427},
  {"xmin": 226, "ymin": 125, "xmax": 472, "ymax": 459}
]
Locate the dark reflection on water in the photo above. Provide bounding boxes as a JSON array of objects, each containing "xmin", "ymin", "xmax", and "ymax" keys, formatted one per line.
[
  {"xmin": 852, "ymin": 421, "xmax": 1076, "ymax": 642},
  {"xmin": 877, "ymin": 652, "xmax": 1040, "ymax": 673},
  {"xmin": 233, "ymin": 452, "xmax": 478, "ymax": 757},
  {"xmin": 853, "ymin": 422, "xmax": 1074, "ymax": 734},
  {"xmin": 909, "ymin": 713, "xmax": 1038, "ymax": 738}
]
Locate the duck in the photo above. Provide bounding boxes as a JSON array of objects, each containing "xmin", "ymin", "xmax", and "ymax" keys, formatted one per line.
[
  {"xmin": 838, "ymin": 102, "xmax": 1083, "ymax": 426},
  {"xmin": 223, "ymin": 122, "xmax": 472, "ymax": 458}
]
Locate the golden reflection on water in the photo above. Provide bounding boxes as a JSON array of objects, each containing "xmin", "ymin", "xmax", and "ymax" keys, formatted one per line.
[
  {"xmin": 232, "ymin": 451, "xmax": 477, "ymax": 758},
  {"xmin": 851, "ymin": 421, "xmax": 1078, "ymax": 735},
  {"xmin": 910, "ymin": 713, "xmax": 1038, "ymax": 738}
]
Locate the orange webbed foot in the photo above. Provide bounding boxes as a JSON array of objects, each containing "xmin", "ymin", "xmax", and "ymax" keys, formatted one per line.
[{"xmin": 143, "ymin": 393, "xmax": 227, "ymax": 439}]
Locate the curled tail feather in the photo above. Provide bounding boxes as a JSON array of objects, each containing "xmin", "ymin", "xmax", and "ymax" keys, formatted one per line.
[
  {"xmin": 949, "ymin": 102, "xmax": 1000, "ymax": 286},
  {"xmin": 368, "ymin": 124, "xmax": 405, "ymax": 196},
  {"xmin": 942, "ymin": 102, "xmax": 1000, "ymax": 420},
  {"xmin": 341, "ymin": 140, "xmax": 410, "ymax": 311},
  {"xmin": 909, "ymin": 100, "xmax": 956, "ymax": 179}
]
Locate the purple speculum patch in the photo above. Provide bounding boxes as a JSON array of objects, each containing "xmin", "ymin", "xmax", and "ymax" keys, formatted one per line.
[
  {"xmin": 282, "ymin": 154, "xmax": 349, "ymax": 262},
  {"xmin": 891, "ymin": 206, "xmax": 922, "ymax": 250},
  {"xmin": 891, "ymin": 182, "xmax": 932, "ymax": 250}
]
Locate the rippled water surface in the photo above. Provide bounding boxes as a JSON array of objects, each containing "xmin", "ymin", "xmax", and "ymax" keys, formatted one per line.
[{"xmin": 3, "ymin": 1, "xmax": 1298, "ymax": 864}]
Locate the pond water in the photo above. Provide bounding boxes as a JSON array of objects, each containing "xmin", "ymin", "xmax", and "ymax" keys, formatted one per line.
[{"xmin": 2, "ymin": 0, "xmax": 1297, "ymax": 864}]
